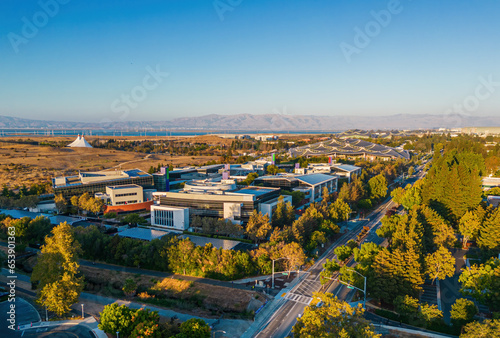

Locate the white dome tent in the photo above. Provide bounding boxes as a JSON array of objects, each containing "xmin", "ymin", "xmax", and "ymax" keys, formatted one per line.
[{"xmin": 67, "ymin": 134, "xmax": 93, "ymax": 148}]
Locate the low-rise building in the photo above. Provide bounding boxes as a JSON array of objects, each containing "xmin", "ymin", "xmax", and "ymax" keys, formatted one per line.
[
  {"xmin": 150, "ymin": 205, "xmax": 190, "ymax": 232},
  {"xmin": 152, "ymin": 179, "xmax": 283, "ymax": 225},
  {"xmin": 53, "ymin": 168, "xmax": 154, "ymax": 200},
  {"xmin": 254, "ymin": 173, "xmax": 337, "ymax": 204}
]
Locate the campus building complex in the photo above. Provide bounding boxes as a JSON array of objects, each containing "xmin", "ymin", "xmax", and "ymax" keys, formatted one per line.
[
  {"xmin": 151, "ymin": 179, "xmax": 292, "ymax": 230},
  {"xmin": 52, "ymin": 169, "xmax": 163, "ymax": 199}
]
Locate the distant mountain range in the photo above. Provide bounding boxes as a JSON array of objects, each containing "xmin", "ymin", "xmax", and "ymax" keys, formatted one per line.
[{"xmin": 1, "ymin": 113, "xmax": 499, "ymax": 131}]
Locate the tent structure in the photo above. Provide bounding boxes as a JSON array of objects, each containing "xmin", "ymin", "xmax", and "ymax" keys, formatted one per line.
[{"xmin": 67, "ymin": 135, "xmax": 93, "ymax": 148}]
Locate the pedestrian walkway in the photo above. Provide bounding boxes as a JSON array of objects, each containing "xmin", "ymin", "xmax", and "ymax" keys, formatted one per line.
[{"xmin": 421, "ymin": 281, "xmax": 438, "ymax": 306}]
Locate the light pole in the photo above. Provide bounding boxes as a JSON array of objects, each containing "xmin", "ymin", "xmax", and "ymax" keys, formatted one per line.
[
  {"xmin": 213, "ymin": 330, "xmax": 226, "ymax": 338},
  {"xmin": 342, "ymin": 268, "xmax": 366, "ymax": 309},
  {"xmin": 81, "ymin": 304, "xmax": 84, "ymax": 319},
  {"xmin": 45, "ymin": 305, "xmax": 48, "ymax": 321},
  {"xmin": 116, "ymin": 331, "xmax": 119, "ymax": 338},
  {"xmin": 327, "ymin": 268, "xmax": 367, "ymax": 309},
  {"xmin": 272, "ymin": 257, "xmax": 286, "ymax": 289}
]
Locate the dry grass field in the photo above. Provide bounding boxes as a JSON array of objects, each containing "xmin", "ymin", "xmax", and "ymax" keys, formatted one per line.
[{"xmin": 0, "ymin": 136, "xmax": 221, "ymax": 189}]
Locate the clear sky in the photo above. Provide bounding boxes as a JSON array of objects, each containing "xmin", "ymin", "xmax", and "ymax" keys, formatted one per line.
[{"xmin": 1, "ymin": 0, "xmax": 499, "ymax": 122}]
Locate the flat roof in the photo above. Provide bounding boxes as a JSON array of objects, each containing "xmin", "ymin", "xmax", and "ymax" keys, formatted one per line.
[
  {"xmin": 237, "ymin": 187, "xmax": 277, "ymax": 197},
  {"xmin": 180, "ymin": 234, "xmax": 241, "ymax": 250},
  {"xmin": 117, "ymin": 227, "xmax": 171, "ymax": 241},
  {"xmin": 107, "ymin": 184, "xmax": 142, "ymax": 190},
  {"xmin": 333, "ymin": 164, "xmax": 361, "ymax": 172},
  {"xmin": 296, "ymin": 173, "xmax": 336, "ymax": 186}
]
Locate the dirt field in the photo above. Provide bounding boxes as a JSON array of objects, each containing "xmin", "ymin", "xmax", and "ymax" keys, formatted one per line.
[
  {"xmin": 0, "ymin": 136, "xmax": 221, "ymax": 189},
  {"xmin": 81, "ymin": 265, "xmax": 266, "ymax": 318}
]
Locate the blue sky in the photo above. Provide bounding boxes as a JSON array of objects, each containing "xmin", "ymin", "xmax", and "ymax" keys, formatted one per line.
[{"xmin": 1, "ymin": 0, "xmax": 499, "ymax": 122}]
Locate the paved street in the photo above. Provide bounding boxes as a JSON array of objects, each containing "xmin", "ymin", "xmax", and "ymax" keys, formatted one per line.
[
  {"xmin": 250, "ymin": 170, "xmax": 426, "ymax": 338},
  {"xmin": 254, "ymin": 197, "xmax": 397, "ymax": 338}
]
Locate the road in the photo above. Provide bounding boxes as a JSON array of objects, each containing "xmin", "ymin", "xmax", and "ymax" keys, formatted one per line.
[
  {"xmin": 255, "ymin": 197, "xmax": 397, "ymax": 338},
  {"xmin": 254, "ymin": 170, "xmax": 426, "ymax": 338}
]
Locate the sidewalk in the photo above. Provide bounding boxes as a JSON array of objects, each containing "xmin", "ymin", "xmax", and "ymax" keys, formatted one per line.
[
  {"xmin": 240, "ymin": 271, "xmax": 308, "ymax": 338},
  {"xmin": 18, "ymin": 316, "xmax": 98, "ymax": 331}
]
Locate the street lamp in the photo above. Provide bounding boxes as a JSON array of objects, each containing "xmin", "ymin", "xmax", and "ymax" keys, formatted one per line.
[
  {"xmin": 272, "ymin": 257, "xmax": 286, "ymax": 289},
  {"xmin": 116, "ymin": 331, "xmax": 119, "ymax": 338},
  {"xmin": 213, "ymin": 330, "xmax": 226, "ymax": 338},
  {"xmin": 327, "ymin": 268, "xmax": 367, "ymax": 309},
  {"xmin": 81, "ymin": 304, "xmax": 84, "ymax": 319},
  {"xmin": 341, "ymin": 268, "xmax": 366, "ymax": 309}
]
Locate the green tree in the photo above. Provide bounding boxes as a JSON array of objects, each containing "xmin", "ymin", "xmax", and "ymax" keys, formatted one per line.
[
  {"xmin": 122, "ymin": 213, "xmax": 147, "ymax": 227},
  {"xmin": 98, "ymin": 304, "xmax": 134, "ymax": 336},
  {"xmin": 176, "ymin": 318, "xmax": 211, "ymax": 338},
  {"xmin": 320, "ymin": 259, "xmax": 340, "ymax": 284},
  {"xmin": 477, "ymin": 207, "xmax": 500, "ymax": 253},
  {"xmin": 122, "ymin": 278, "xmax": 137, "ymax": 297},
  {"xmin": 368, "ymin": 174, "xmax": 388, "ymax": 201},
  {"xmin": 459, "ymin": 209, "xmax": 483, "ymax": 249},
  {"xmin": 451, "ymin": 298, "xmax": 478, "ymax": 328},
  {"xmin": 266, "ymin": 165, "xmax": 284, "ymax": 175},
  {"xmin": 292, "ymin": 292, "xmax": 380, "ymax": 337},
  {"xmin": 460, "ymin": 319, "xmax": 500, "ymax": 338},
  {"xmin": 271, "ymin": 196, "xmax": 295, "ymax": 229},
  {"xmin": 54, "ymin": 194, "xmax": 66, "ymax": 214},
  {"xmin": 329, "ymin": 198, "xmax": 351, "ymax": 223},
  {"xmin": 246, "ymin": 210, "xmax": 271, "ymax": 243},
  {"xmin": 424, "ymin": 246, "xmax": 455, "ymax": 284},
  {"xmin": 459, "ymin": 258, "xmax": 500, "ymax": 311},
  {"xmin": 334, "ymin": 245, "xmax": 353, "ymax": 261},
  {"xmin": 31, "ymin": 222, "xmax": 84, "ymax": 316},
  {"xmin": 70, "ymin": 195, "xmax": 79, "ymax": 214}
]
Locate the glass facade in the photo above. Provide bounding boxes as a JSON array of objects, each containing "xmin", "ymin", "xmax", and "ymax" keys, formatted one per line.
[{"xmin": 154, "ymin": 209, "xmax": 174, "ymax": 227}]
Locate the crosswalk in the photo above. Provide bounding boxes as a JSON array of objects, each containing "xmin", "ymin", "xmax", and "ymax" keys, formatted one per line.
[{"xmin": 284, "ymin": 292, "xmax": 313, "ymax": 305}]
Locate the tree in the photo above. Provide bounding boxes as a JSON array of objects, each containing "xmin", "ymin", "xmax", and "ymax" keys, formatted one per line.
[
  {"xmin": 334, "ymin": 245, "xmax": 353, "ymax": 261},
  {"xmin": 271, "ymin": 196, "xmax": 295, "ymax": 229},
  {"xmin": 176, "ymin": 318, "xmax": 211, "ymax": 338},
  {"xmin": 450, "ymin": 298, "xmax": 478, "ymax": 328},
  {"xmin": 477, "ymin": 207, "xmax": 500, "ymax": 253},
  {"xmin": 408, "ymin": 166, "xmax": 415, "ymax": 176},
  {"xmin": 292, "ymin": 292, "xmax": 380, "ymax": 337},
  {"xmin": 329, "ymin": 198, "xmax": 351, "ymax": 223},
  {"xmin": 246, "ymin": 210, "xmax": 271, "ymax": 243},
  {"xmin": 461, "ymin": 319, "xmax": 500, "ymax": 338},
  {"xmin": 31, "ymin": 222, "xmax": 84, "ymax": 316},
  {"xmin": 368, "ymin": 174, "xmax": 388, "ymax": 201},
  {"xmin": 70, "ymin": 195, "xmax": 79, "ymax": 214},
  {"xmin": 280, "ymin": 242, "xmax": 307, "ymax": 276},
  {"xmin": 424, "ymin": 246, "xmax": 455, "ymax": 284},
  {"xmin": 266, "ymin": 165, "xmax": 284, "ymax": 175},
  {"xmin": 54, "ymin": 194, "xmax": 66, "ymax": 214},
  {"xmin": 320, "ymin": 259, "xmax": 340, "ymax": 284},
  {"xmin": 459, "ymin": 258, "xmax": 500, "ymax": 311},
  {"xmin": 130, "ymin": 309, "xmax": 161, "ymax": 338},
  {"xmin": 99, "ymin": 304, "xmax": 134, "ymax": 335},
  {"xmin": 371, "ymin": 247, "xmax": 423, "ymax": 302},
  {"xmin": 122, "ymin": 213, "xmax": 147, "ymax": 227},
  {"xmin": 122, "ymin": 278, "xmax": 137, "ymax": 297},
  {"xmin": 99, "ymin": 304, "xmax": 160, "ymax": 337},
  {"xmin": 459, "ymin": 209, "xmax": 482, "ymax": 249}
]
